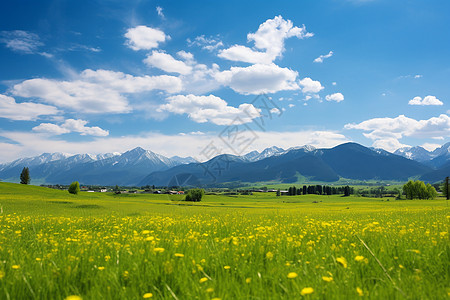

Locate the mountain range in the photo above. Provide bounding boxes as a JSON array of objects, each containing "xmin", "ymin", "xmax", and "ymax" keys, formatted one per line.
[{"xmin": 1, "ymin": 142, "xmax": 449, "ymax": 186}]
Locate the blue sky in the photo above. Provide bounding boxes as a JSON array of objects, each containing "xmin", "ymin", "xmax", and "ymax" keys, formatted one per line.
[{"xmin": 0, "ymin": 0, "xmax": 449, "ymax": 162}]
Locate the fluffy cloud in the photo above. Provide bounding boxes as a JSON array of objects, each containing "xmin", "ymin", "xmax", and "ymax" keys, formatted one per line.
[
  {"xmin": 12, "ymin": 69, "xmax": 182, "ymax": 114},
  {"xmin": 218, "ymin": 16, "xmax": 313, "ymax": 64},
  {"xmin": 124, "ymin": 26, "xmax": 168, "ymax": 51},
  {"xmin": 372, "ymin": 138, "xmax": 411, "ymax": 152},
  {"xmin": 345, "ymin": 114, "xmax": 450, "ymax": 151},
  {"xmin": 157, "ymin": 94, "xmax": 260, "ymax": 125},
  {"xmin": 13, "ymin": 78, "xmax": 131, "ymax": 114},
  {"xmin": 80, "ymin": 69, "xmax": 181, "ymax": 93},
  {"xmin": 33, "ymin": 119, "xmax": 109, "ymax": 136},
  {"xmin": 144, "ymin": 50, "xmax": 192, "ymax": 75},
  {"xmin": 0, "ymin": 30, "xmax": 43, "ymax": 54},
  {"xmin": 325, "ymin": 93, "xmax": 344, "ymax": 102},
  {"xmin": 215, "ymin": 63, "xmax": 299, "ymax": 94},
  {"xmin": 313, "ymin": 51, "xmax": 333, "ymax": 63},
  {"xmin": 408, "ymin": 95, "xmax": 443, "ymax": 106},
  {"xmin": 0, "ymin": 94, "xmax": 59, "ymax": 121},
  {"xmin": 298, "ymin": 77, "xmax": 324, "ymax": 94}
]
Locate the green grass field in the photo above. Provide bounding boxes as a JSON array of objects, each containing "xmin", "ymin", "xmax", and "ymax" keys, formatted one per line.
[{"xmin": 0, "ymin": 182, "xmax": 448, "ymax": 299}]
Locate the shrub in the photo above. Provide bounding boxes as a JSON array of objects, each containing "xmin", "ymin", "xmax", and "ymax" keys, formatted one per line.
[
  {"xmin": 68, "ymin": 181, "xmax": 80, "ymax": 195},
  {"xmin": 185, "ymin": 188, "xmax": 204, "ymax": 202}
]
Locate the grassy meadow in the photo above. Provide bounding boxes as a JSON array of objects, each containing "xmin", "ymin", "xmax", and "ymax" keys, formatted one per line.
[{"xmin": 0, "ymin": 182, "xmax": 448, "ymax": 299}]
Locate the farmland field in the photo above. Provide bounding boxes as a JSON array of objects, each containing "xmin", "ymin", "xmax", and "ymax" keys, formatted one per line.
[{"xmin": 0, "ymin": 183, "xmax": 448, "ymax": 299}]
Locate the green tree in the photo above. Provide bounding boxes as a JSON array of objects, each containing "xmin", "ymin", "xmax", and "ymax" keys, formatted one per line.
[
  {"xmin": 20, "ymin": 167, "xmax": 30, "ymax": 185},
  {"xmin": 68, "ymin": 181, "xmax": 80, "ymax": 195},
  {"xmin": 344, "ymin": 185, "xmax": 350, "ymax": 197},
  {"xmin": 185, "ymin": 188, "xmax": 204, "ymax": 202},
  {"xmin": 276, "ymin": 189, "xmax": 281, "ymax": 197},
  {"xmin": 403, "ymin": 180, "xmax": 437, "ymax": 200},
  {"xmin": 441, "ymin": 177, "xmax": 449, "ymax": 200}
]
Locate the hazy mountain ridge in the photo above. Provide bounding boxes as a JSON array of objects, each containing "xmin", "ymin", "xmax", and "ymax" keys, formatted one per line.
[
  {"xmin": 1, "ymin": 143, "xmax": 449, "ymax": 186},
  {"xmin": 394, "ymin": 143, "xmax": 450, "ymax": 167},
  {"xmin": 139, "ymin": 143, "xmax": 435, "ymax": 186}
]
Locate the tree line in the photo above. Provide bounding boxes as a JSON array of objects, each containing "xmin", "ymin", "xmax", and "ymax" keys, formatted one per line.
[{"xmin": 278, "ymin": 185, "xmax": 354, "ymax": 196}]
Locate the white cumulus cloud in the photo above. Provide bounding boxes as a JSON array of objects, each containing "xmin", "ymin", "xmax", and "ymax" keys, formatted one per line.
[
  {"xmin": 325, "ymin": 93, "xmax": 344, "ymax": 102},
  {"xmin": 143, "ymin": 50, "xmax": 192, "ymax": 75},
  {"xmin": 345, "ymin": 114, "xmax": 450, "ymax": 151},
  {"xmin": 0, "ymin": 94, "xmax": 59, "ymax": 121},
  {"xmin": 218, "ymin": 15, "xmax": 313, "ymax": 64},
  {"xmin": 215, "ymin": 63, "xmax": 299, "ymax": 95},
  {"xmin": 157, "ymin": 94, "xmax": 260, "ymax": 125},
  {"xmin": 408, "ymin": 95, "xmax": 443, "ymax": 106},
  {"xmin": 12, "ymin": 69, "xmax": 182, "ymax": 114},
  {"xmin": 298, "ymin": 77, "xmax": 324, "ymax": 94},
  {"xmin": 33, "ymin": 119, "xmax": 109, "ymax": 136},
  {"xmin": 124, "ymin": 26, "xmax": 168, "ymax": 51}
]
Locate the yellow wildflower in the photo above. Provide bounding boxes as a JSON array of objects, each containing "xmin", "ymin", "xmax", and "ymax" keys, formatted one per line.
[
  {"xmin": 322, "ymin": 276, "xmax": 333, "ymax": 282},
  {"xmin": 287, "ymin": 272, "xmax": 298, "ymax": 279},
  {"xmin": 65, "ymin": 296, "xmax": 82, "ymax": 300},
  {"xmin": 355, "ymin": 255, "xmax": 365, "ymax": 262},
  {"xmin": 174, "ymin": 253, "xmax": 184, "ymax": 258},
  {"xmin": 98, "ymin": 266, "xmax": 105, "ymax": 270},
  {"xmin": 246, "ymin": 277, "xmax": 252, "ymax": 283},
  {"xmin": 143, "ymin": 293, "xmax": 153, "ymax": 298},
  {"xmin": 356, "ymin": 287, "xmax": 364, "ymax": 296},
  {"xmin": 199, "ymin": 277, "xmax": 208, "ymax": 283},
  {"xmin": 336, "ymin": 257, "xmax": 347, "ymax": 268},
  {"xmin": 224, "ymin": 265, "xmax": 231, "ymax": 269},
  {"xmin": 266, "ymin": 251, "xmax": 274, "ymax": 259},
  {"xmin": 300, "ymin": 287, "xmax": 314, "ymax": 295},
  {"xmin": 153, "ymin": 247, "xmax": 165, "ymax": 253},
  {"xmin": 12, "ymin": 265, "xmax": 20, "ymax": 269}
]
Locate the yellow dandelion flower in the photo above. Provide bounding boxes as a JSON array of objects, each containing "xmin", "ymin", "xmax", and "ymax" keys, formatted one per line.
[
  {"xmin": 399, "ymin": 264, "xmax": 404, "ymax": 269},
  {"xmin": 224, "ymin": 265, "xmax": 231, "ymax": 270},
  {"xmin": 12, "ymin": 265, "xmax": 20, "ymax": 270},
  {"xmin": 142, "ymin": 230, "xmax": 150, "ymax": 235},
  {"xmin": 98, "ymin": 266, "xmax": 105, "ymax": 270},
  {"xmin": 145, "ymin": 236, "xmax": 154, "ymax": 241},
  {"xmin": 336, "ymin": 257, "xmax": 347, "ymax": 268},
  {"xmin": 199, "ymin": 277, "xmax": 208, "ymax": 284},
  {"xmin": 35, "ymin": 257, "xmax": 42, "ymax": 261},
  {"xmin": 355, "ymin": 255, "xmax": 365, "ymax": 262},
  {"xmin": 356, "ymin": 287, "xmax": 364, "ymax": 296},
  {"xmin": 322, "ymin": 276, "xmax": 333, "ymax": 282},
  {"xmin": 153, "ymin": 247, "xmax": 165, "ymax": 253},
  {"xmin": 143, "ymin": 293, "xmax": 153, "ymax": 298},
  {"xmin": 211, "ymin": 298, "xmax": 221, "ymax": 300},
  {"xmin": 300, "ymin": 287, "xmax": 314, "ymax": 295},
  {"xmin": 287, "ymin": 272, "xmax": 298, "ymax": 279},
  {"xmin": 65, "ymin": 296, "xmax": 82, "ymax": 300},
  {"xmin": 174, "ymin": 253, "xmax": 184, "ymax": 258},
  {"xmin": 266, "ymin": 251, "xmax": 274, "ymax": 259},
  {"xmin": 246, "ymin": 277, "xmax": 252, "ymax": 283}
]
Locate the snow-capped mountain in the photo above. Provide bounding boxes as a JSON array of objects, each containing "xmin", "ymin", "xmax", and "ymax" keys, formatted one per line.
[
  {"xmin": 394, "ymin": 146, "xmax": 433, "ymax": 162},
  {"xmin": 0, "ymin": 147, "xmax": 194, "ymax": 186},
  {"xmin": 394, "ymin": 143, "xmax": 450, "ymax": 168},
  {"xmin": 243, "ymin": 146, "xmax": 285, "ymax": 162}
]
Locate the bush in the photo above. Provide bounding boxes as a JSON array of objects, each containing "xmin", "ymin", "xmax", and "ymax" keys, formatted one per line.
[
  {"xmin": 185, "ymin": 188, "xmax": 204, "ymax": 202},
  {"xmin": 403, "ymin": 180, "xmax": 437, "ymax": 200},
  {"xmin": 68, "ymin": 181, "xmax": 80, "ymax": 195}
]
